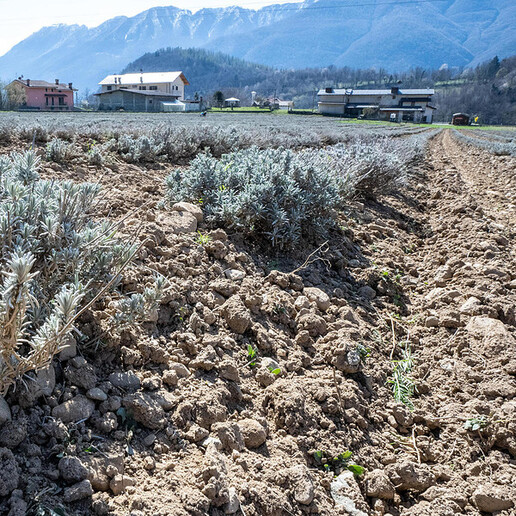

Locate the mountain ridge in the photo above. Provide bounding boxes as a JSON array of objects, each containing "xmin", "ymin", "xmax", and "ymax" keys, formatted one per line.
[{"xmin": 0, "ymin": 0, "xmax": 514, "ymax": 92}]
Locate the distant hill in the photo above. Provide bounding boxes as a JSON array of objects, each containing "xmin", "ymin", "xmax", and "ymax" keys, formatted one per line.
[
  {"xmin": 121, "ymin": 48, "xmax": 273, "ymax": 93},
  {"xmin": 0, "ymin": 0, "xmax": 514, "ymax": 92}
]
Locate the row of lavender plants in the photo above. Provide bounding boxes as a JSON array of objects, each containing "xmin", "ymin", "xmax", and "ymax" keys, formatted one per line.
[
  {"xmin": 453, "ymin": 129, "xmax": 516, "ymax": 156},
  {"xmin": 0, "ymin": 112, "xmax": 434, "ymax": 164},
  {"xmin": 164, "ymin": 130, "xmax": 438, "ymax": 249}
]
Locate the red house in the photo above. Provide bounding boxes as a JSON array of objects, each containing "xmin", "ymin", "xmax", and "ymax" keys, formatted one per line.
[{"xmin": 6, "ymin": 78, "xmax": 76, "ymax": 111}]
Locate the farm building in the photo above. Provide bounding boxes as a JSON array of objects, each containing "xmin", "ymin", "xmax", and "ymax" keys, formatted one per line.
[
  {"xmin": 452, "ymin": 113, "xmax": 470, "ymax": 125},
  {"xmin": 252, "ymin": 97, "xmax": 294, "ymax": 110},
  {"xmin": 317, "ymin": 87, "xmax": 435, "ymax": 123},
  {"xmin": 224, "ymin": 97, "xmax": 240, "ymax": 108},
  {"xmin": 6, "ymin": 78, "xmax": 76, "ymax": 111},
  {"xmin": 96, "ymin": 71, "xmax": 197, "ymax": 112}
]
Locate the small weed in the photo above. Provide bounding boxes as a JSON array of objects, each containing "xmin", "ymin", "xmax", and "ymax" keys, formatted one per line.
[
  {"xmin": 116, "ymin": 407, "xmax": 136, "ymax": 456},
  {"xmin": 393, "ymin": 292, "xmax": 403, "ymax": 307},
  {"xmin": 195, "ymin": 231, "xmax": 212, "ymax": 246},
  {"xmin": 178, "ymin": 306, "xmax": 188, "ymax": 323},
  {"xmin": 388, "ymin": 342, "xmax": 416, "ymax": 410},
  {"xmin": 272, "ymin": 303, "xmax": 287, "ymax": 315},
  {"xmin": 313, "ymin": 450, "xmax": 365, "ymax": 477},
  {"xmin": 464, "ymin": 415, "xmax": 490, "ymax": 432},
  {"xmin": 247, "ymin": 344, "xmax": 257, "ymax": 367},
  {"xmin": 356, "ymin": 344, "xmax": 371, "ymax": 363},
  {"xmin": 268, "ymin": 366, "xmax": 281, "ymax": 375},
  {"xmin": 267, "ymin": 260, "xmax": 280, "ymax": 270}
]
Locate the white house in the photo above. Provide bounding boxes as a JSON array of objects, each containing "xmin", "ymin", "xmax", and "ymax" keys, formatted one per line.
[
  {"xmin": 99, "ymin": 71, "xmax": 189, "ymax": 100},
  {"xmin": 96, "ymin": 71, "xmax": 194, "ymax": 112},
  {"xmin": 317, "ymin": 87, "xmax": 435, "ymax": 123}
]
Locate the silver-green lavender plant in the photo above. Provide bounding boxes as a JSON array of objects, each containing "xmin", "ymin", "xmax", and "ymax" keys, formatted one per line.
[{"xmin": 0, "ymin": 150, "xmax": 161, "ymax": 394}]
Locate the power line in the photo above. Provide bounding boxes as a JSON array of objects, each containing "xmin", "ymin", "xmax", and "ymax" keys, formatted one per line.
[{"xmin": 0, "ymin": 0, "xmax": 448, "ymax": 25}]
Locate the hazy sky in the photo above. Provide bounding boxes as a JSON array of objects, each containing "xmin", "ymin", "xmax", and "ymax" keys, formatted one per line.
[{"xmin": 0, "ymin": 0, "xmax": 296, "ymax": 56}]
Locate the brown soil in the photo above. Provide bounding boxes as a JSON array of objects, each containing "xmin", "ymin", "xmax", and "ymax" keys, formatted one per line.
[{"xmin": 1, "ymin": 129, "xmax": 515, "ymax": 516}]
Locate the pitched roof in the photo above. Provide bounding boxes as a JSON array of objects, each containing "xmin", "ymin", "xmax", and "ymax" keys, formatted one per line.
[
  {"xmin": 11, "ymin": 79, "xmax": 74, "ymax": 89},
  {"xmin": 94, "ymin": 89, "xmax": 181, "ymax": 97},
  {"xmin": 99, "ymin": 72, "xmax": 189, "ymax": 86},
  {"xmin": 318, "ymin": 88, "xmax": 434, "ymax": 96}
]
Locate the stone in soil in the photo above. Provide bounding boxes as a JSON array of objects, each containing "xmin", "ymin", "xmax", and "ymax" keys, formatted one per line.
[
  {"xmin": 52, "ymin": 395, "xmax": 95, "ymax": 424},
  {"xmin": 172, "ymin": 202, "xmax": 203, "ymax": 223},
  {"xmin": 63, "ymin": 479, "xmax": 93, "ymax": 502},
  {"xmin": 224, "ymin": 487, "xmax": 240, "ymax": 514},
  {"xmin": 168, "ymin": 210, "xmax": 198, "ymax": 234},
  {"xmin": 0, "ymin": 397, "xmax": 12, "ymax": 426},
  {"xmin": 87, "ymin": 388, "xmax": 108, "ymax": 401},
  {"xmin": 222, "ymin": 296, "xmax": 252, "ymax": 334},
  {"xmin": 122, "ymin": 392, "xmax": 166, "ymax": 430},
  {"xmin": 330, "ymin": 470, "xmax": 368, "ymax": 515},
  {"xmin": 110, "ymin": 474, "xmax": 135, "ymax": 495},
  {"xmin": 237, "ymin": 419, "xmax": 267, "ymax": 448},
  {"xmin": 108, "ymin": 371, "xmax": 141, "ymax": 391},
  {"xmin": 59, "ymin": 456, "xmax": 89, "ymax": 483},
  {"xmin": 303, "ymin": 287, "xmax": 331, "ymax": 311},
  {"xmin": 471, "ymin": 483, "xmax": 515, "ymax": 512},
  {"xmin": 289, "ymin": 464, "xmax": 314, "ymax": 505},
  {"xmin": 0, "ymin": 447, "xmax": 19, "ymax": 496},
  {"xmin": 0, "ymin": 419, "xmax": 27, "ymax": 449},
  {"xmin": 365, "ymin": 469, "xmax": 396, "ymax": 500},
  {"xmin": 386, "ymin": 461, "xmax": 436, "ymax": 492}
]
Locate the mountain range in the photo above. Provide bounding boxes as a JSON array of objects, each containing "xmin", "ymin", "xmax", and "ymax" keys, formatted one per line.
[{"xmin": 0, "ymin": 0, "xmax": 514, "ymax": 92}]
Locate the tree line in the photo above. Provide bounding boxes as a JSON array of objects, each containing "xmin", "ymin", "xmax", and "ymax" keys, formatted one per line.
[{"xmin": 123, "ymin": 49, "xmax": 516, "ymax": 124}]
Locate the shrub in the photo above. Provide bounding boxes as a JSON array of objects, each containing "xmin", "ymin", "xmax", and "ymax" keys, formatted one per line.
[
  {"xmin": 45, "ymin": 137, "xmax": 74, "ymax": 163},
  {"xmin": 114, "ymin": 134, "xmax": 165, "ymax": 163},
  {"xmin": 0, "ymin": 150, "xmax": 159, "ymax": 394},
  {"xmin": 87, "ymin": 145, "xmax": 105, "ymax": 166},
  {"xmin": 164, "ymin": 146, "xmax": 343, "ymax": 249}
]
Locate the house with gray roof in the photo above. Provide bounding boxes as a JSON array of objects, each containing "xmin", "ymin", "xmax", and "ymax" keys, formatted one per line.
[{"xmin": 317, "ymin": 87, "xmax": 435, "ymax": 123}]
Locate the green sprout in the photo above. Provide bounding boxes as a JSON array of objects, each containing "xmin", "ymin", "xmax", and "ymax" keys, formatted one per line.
[
  {"xmin": 247, "ymin": 345, "xmax": 257, "ymax": 367},
  {"xmin": 313, "ymin": 450, "xmax": 365, "ymax": 477},
  {"xmin": 464, "ymin": 415, "xmax": 490, "ymax": 432},
  {"xmin": 195, "ymin": 231, "xmax": 212, "ymax": 246}
]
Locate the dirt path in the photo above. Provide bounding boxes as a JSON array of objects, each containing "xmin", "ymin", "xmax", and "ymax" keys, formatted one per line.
[{"xmin": 387, "ymin": 129, "xmax": 516, "ymax": 514}]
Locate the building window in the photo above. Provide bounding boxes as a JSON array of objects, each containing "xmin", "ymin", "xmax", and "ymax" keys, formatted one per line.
[
  {"xmin": 59, "ymin": 97, "xmax": 65, "ymax": 106},
  {"xmin": 139, "ymin": 86, "xmax": 147, "ymax": 90},
  {"xmin": 149, "ymin": 86, "xmax": 157, "ymax": 90},
  {"xmin": 107, "ymin": 85, "xmax": 112, "ymax": 91},
  {"xmin": 46, "ymin": 97, "xmax": 49, "ymax": 106}
]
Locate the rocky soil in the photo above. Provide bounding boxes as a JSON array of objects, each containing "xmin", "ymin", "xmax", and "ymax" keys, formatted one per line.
[{"xmin": 0, "ymin": 129, "xmax": 515, "ymax": 515}]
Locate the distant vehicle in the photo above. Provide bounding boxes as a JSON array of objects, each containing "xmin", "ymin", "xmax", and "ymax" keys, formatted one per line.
[{"xmin": 452, "ymin": 113, "xmax": 470, "ymax": 125}]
